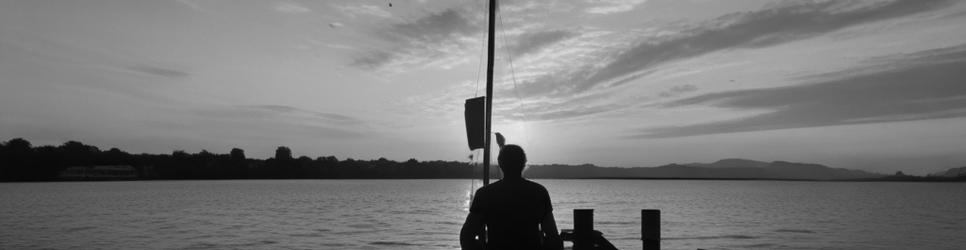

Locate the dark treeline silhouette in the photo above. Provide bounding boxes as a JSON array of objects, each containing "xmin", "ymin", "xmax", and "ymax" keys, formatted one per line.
[
  {"xmin": 0, "ymin": 138, "xmax": 481, "ymax": 181},
  {"xmin": 5, "ymin": 138, "xmax": 960, "ymax": 182}
]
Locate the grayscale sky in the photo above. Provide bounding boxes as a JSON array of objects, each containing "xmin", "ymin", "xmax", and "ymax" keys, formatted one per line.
[{"xmin": 2, "ymin": 0, "xmax": 965, "ymax": 174}]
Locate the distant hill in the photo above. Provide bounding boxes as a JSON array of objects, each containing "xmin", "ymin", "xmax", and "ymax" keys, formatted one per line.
[
  {"xmin": 685, "ymin": 158, "xmax": 770, "ymax": 168},
  {"xmin": 525, "ymin": 159, "xmax": 882, "ymax": 180},
  {"xmin": 931, "ymin": 166, "xmax": 966, "ymax": 178}
]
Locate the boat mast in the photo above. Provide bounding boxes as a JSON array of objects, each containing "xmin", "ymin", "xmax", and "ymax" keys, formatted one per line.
[{"xmin": 483, "ymin": 0, "xmax": 496, "ymax": 186}]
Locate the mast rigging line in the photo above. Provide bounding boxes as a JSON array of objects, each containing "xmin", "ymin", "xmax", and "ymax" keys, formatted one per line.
[
  {"xmin": 497, "ymin": 6, "xmax": 531, "ymax": 147},
  {"xmin": 473, "ymin": 0, "xmax": 488, "ymax": 97}
]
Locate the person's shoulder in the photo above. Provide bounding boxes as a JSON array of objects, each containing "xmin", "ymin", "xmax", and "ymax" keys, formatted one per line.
[
  {"xmin": 475, "ymin": 180, "xmax": 502, "ymax": 194},
  {"xmin": 522, "ymin": 179, "xmax": 549, "ymax": 192},
  {"xmin": 474, "ymin": 184, "xmax": 491, "ymax": 195}
]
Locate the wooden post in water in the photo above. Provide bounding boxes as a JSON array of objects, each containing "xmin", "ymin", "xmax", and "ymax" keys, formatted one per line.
[
  {"xmin": 574, "ymin": 209, "xmax": 594, "ymax": 250},
  {"xmin": 642, "ymin": 209, "xmax": 660, "ymax": 250}
]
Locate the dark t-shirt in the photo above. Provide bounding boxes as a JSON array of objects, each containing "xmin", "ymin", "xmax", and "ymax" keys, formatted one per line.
[{"xmin": 469, "ymin": 178, "xmax": 553, "ymax": 250}]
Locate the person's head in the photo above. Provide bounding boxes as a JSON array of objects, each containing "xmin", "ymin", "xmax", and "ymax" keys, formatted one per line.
[{"xmin": 498, "ymin": 144, "xmax": 527, "ymax": 176}]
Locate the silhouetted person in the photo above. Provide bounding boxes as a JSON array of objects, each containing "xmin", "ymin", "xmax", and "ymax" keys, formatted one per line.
[{"xmin": 460, "ymin": 145, "xmax": 563, "ymax": 250}]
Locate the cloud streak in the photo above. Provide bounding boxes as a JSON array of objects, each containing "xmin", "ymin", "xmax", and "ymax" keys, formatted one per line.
[
  {"xmin": 236, "ymin": 105, "xmax": 365, "ymax": 125},
  {"xmin": 635, "ymin": 44, "xmax": 966, "ymax": 138},
  {"xmin": 274, "ymin": 2, "xmax": 312, "ymax": 14},
  {"xmin": 337, "ymin": 4, "xmax": 391, "ymax": 18},
  {"xmin": 516, "ymin": 0, "xmax": 953, "ymax": 98},
  {"xmin": 382, "ymin": 9, "xmax": 478, "ymax": 42},
  {"xmin": 354, "ymin": 0, "xmax": 961, "ymax": 126},
  {"xmin": 585, "ymin": 0, "xmax": 647, "ymax": 14},
  {"xmin": 123, "ymin": 65, "xmax": 190, "ymax": 79},
  {"xmin": 509, "ymin": 30, "xmax": 574, "ymax": 56},
  {"xmin": 351, "ymin": 8, "xmax": 481, "ymax": 71}
]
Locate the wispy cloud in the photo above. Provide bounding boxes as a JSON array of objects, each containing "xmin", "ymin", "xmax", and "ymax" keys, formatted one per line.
[
  {"xmin": 657, "ymin": 84, "xmax": 699, "ymax": 98},
  {"xmin": 324, "ymin": 43, "xmax": 355, "ymax": 50},
  {"xmin": 350, "ymin": 8, "xmax": 482, "ymax": 72},
  {"xmin": 515, "ymin": 0, "xmax": 953, "ymax": 98},
  {"xmin": 183, "ymin": 104, "xmax": 368, "ymax": 143},
  {"xmin": 509, "ymin": 29, "xmax": 574, "ymax": 56},
  {"xmin": 274, "ymin": 2, "xmax": 312, "ymax": 14},
  {"xmin": 393, "ymin": 27, "xmax": 636, "ymax": 123},
  {"xmin": 351, "ymin": 50, "xmax": 394, "ymax": 70},
  {"xmin": 235, "ymin": 104, "xmax": 365, "ymax": 125},
  {"xmin": 634, "ymin": 44, "xmax": 966, "ymax": 138},
  {"xmin": 337, "ymin": 4, "xmax": 392, "ymax": 18},
  {"xmin": 372, "ymin": 0, "xmax": 959, "ymax": 126},
  {"xmin": 176, "ymin": 0, "xmax": 203, "ymax": 11},
  {"xmin": 381, "ymin": 9, "xmax": 478, "ymax": 42},
  {"xmin": 585, "ymin": 0, "xmax": 648, "ymax": 14},
  {"xmin": 123, "ymin": 65, "xmax": 190, "ymax": 79},
  {"xmin": 491, "ymin": 28, "xmax": 636, "ymax": 99}
]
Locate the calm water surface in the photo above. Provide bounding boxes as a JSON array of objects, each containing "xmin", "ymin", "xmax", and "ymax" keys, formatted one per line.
[{"xmin": 1, "ymin": 179, "xmax": 964, "ymax": 250}]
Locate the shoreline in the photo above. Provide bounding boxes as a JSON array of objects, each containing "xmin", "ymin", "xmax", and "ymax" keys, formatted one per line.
[{"xmin": 3, "ymin": 176, "xmax": 964, "ymax": 183}]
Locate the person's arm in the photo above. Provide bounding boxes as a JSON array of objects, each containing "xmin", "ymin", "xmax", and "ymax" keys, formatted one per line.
[
  {"xmin": 460, "ymin": 212, "xmax": 485, "ymax": 250},
  {"xmin": 541, "ymin": 211, "xmax": 564, "ymax": 250}
]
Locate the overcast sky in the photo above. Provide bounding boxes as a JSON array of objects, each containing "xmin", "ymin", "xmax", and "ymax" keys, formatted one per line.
[{"xmin": 2, "ymin": 0, "xmax": 965, "ymax": 174}]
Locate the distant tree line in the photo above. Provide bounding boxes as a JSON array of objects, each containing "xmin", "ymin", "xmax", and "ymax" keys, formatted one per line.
[{"xmin": 0, "ymin": 138, "xmax": 486, "ymax": 181}]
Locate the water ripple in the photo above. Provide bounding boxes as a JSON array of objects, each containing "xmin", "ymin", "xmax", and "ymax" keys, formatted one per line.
[{"xmin": 2, "ymin": 180, "xmax": 964, "ymax": 250}]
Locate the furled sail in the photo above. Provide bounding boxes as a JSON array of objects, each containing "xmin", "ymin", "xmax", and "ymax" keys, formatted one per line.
[{"xmin": 465, "ymin": 96, "xmax": 486, "ymax": 150}]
